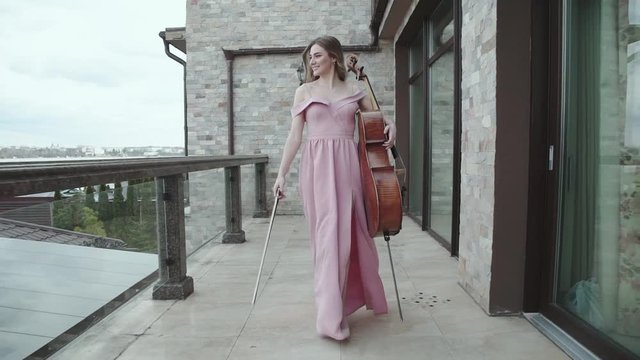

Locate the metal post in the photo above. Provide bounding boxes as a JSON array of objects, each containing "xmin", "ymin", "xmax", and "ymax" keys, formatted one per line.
[
  {"xmin": 153, "ymin": 174, "xmax": 194, "ymax": 300},
  {"xmin": 253, "ymin": 163, "xmax": 268, "ymax": 218},
  {"xmin": 223, "ymin": 166, "xmax": 245, "ymax": 243}
]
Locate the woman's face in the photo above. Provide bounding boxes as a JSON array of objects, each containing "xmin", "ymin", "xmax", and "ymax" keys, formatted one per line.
[{"xmin": 308, "ymin": 44, "xmax": 334, "ymax": 78}]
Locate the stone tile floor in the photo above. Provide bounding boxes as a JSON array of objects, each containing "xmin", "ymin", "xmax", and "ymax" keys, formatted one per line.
[{"xmin": 50, "ymin": 216, "xmax": 570, "ymax": 360}]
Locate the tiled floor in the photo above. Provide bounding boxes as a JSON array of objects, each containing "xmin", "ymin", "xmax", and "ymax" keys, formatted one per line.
[
  {"xmin": 0, "ymin": 238, "xmax": 157, "ymax": 360},
  {"xmin": 50, "ymin": 216, "xmax": 570, "ymax": 360}
]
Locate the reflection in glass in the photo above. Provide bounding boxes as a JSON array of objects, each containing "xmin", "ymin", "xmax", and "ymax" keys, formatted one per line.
[
  {"xmin": 409, "ymin": 32, "xmax": 425, "ymax": 221},
  {"xmin": 184, "ymin": 168, "xmax": 227, "ymax": 255},
  {"xmin": 429, "ymin": 0, "xmax": 454, "ymax": 56},
  {"xmin": 410, "ymin": 31, "xmax": 423, "ymax": 76},
  {"xmin": 556, "ymin": 0, "xmax": 640, "ymax": 355},
  {"xmin": 409, "ymin": 74, "xmax": 424, "ymax": 220},
  {"xmin": 429, "ymin": 48, "xmax": 455, "ymax": 243}
]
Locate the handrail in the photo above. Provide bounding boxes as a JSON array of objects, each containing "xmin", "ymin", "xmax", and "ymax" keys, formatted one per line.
[
  {"xmin": 0, "ymin": 155, "xmax": 270, "ymax": 301},
  {"xmin": 0, "ymin": 155, "xmax": 268, "ymax": 196}
]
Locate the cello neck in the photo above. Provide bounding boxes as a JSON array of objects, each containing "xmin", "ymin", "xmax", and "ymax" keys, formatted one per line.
[
  {"xmin": 346, "ymin": 54, "xmax": 380, "ymax": 111},
  {"xmin": 363, "ymin": 75, "xmax": 380, "ymax": 111}
]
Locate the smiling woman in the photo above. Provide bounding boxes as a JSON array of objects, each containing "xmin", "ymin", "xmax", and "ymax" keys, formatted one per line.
[
  {"xmin": 0, "ymin": 1, "xmax": 185, "ymax": 149},
  {"xmin": 271, "ymin": 35, "xmax": 397, "ymax": 341}
]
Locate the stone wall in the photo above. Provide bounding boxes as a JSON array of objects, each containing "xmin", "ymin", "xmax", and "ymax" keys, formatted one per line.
[
  {"xmin": 185, "ymin": 0, "xmax": 396, "ymax": 242},
  {"xmin": 458, "ymin": 0, "xmax": 497, "ymax": 311}
]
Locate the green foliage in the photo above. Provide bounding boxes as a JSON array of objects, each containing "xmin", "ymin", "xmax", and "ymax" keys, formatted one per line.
[
  {"xmin": 125, "ymin": 183, "xmax": 135, "ymax": 216},
  {"xmin": 97, "ymin": 184, "xmax": 112, "ymax": 223},
  {"xmin": 122, "ymin": 216, "xmax": 157, "ymax": 252},
  {"xmin": 74, "ymin": 207, "xmax": 107, "ymax": 236},
  {"xmin": 52, "ymin": 180, "xmax": 159, "ymax": 254},
  {"xmin": 84, "ymin": 185, "xmax": 96, "ymax": 209},
  {"xmin": 52, "ymin": 195, "xmax": 84, "ymax": 230},
  {"xmin": 113, "ymin": 182, "xmax": 126, "ymax": 215}
]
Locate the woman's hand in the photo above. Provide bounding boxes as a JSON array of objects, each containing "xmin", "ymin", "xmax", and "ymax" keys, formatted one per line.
[
  {"xmin": 273, "ymin": 175, "xmax": 286, "ymax": 199},
  {"xmin": 383, "ymin": 122, "xmax": 397, "ymax": 149}
]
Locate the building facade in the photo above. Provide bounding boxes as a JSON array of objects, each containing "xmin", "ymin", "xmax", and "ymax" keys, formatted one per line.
[{"xmin": 175, "ymin": 0, "xmax": 640, "ymax": 358}]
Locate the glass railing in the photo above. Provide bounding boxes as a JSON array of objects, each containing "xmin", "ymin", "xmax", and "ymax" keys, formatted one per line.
[
  {"xmin": 0, "ymin": 156, "xmax": 268, "ymax": 360},
  {"xmin": 184, "ymin": 168, "xmax": 226, "ymax": 255}
]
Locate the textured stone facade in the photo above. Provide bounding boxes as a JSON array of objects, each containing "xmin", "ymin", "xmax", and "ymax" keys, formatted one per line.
[{"xmin": 457, "ymin": 0, "xmax": 497, "ymax": 311}]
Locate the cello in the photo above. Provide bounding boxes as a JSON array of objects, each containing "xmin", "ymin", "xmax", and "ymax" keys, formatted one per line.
[
  {"xmin": 347, "ymin": 54, "xmax": 404, "ymax": 239},
  {"xmin": 347, "ymin": 54, "xmax": 405, "ymax": 321}
]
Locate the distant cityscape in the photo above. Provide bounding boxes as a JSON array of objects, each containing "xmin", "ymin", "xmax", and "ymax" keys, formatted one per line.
[{"xmin": 0, "ymin": 145, "xmax": 186, "ymax": 160}]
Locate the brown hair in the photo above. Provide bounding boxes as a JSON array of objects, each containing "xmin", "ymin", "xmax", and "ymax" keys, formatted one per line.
[{"xmin": 301, "ymin": 36, "xmax": 346, "ymax": 83}]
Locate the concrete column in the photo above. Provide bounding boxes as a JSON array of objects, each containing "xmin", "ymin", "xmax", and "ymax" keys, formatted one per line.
[
  {"xmin": 253, "ymin": 163, "xmax": 268, "ymax": 218},
  {"xmin": 223, "ymin": 166, "xmax": 246, "ymax": 243},
  {"xmin": 153, "ymin": 174, "xmax": 194, "ymax": 300}
]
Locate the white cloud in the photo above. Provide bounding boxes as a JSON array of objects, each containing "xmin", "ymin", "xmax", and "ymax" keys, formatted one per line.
[{"xmin": 0, "ymin": 1, "xmax": 186, "ymax": 147}]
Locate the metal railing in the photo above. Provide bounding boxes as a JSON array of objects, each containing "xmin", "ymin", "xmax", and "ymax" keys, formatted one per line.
[{"xmin": 0, "ymin": 155, "xmax": 269, "ymax": 300}]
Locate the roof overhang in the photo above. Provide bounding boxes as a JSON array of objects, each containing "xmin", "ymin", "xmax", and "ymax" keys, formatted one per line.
[{"xmin": 159, "ymin": 27, "xmax": 186, "ymax": 54}]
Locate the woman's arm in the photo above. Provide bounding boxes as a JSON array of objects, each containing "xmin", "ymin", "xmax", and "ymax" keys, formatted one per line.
[{"xmin": 273, "ymin": 87, "xmax": 306, "ymax": 198}]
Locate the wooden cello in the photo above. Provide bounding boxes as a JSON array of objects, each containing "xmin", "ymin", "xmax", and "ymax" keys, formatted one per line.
[{"xmin": 347, "ymin": 54, "xmax": 404, "ymax": 239}]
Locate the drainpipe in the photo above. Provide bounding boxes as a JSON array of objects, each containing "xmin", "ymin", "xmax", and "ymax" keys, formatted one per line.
[
  {"xmin": 223, "ymin": 51, "xmax": 235, "ymax": 155},
  {"xmin": 159, "ymin": 31, "xmax": 190, "ymax": 205},
  {"xmin": 159, "ymin": 31, "xmax": 188, "ymax": 157},
  {"xmin": 219, "ymin": 10, "xmax": 387, "ymax": 156}
]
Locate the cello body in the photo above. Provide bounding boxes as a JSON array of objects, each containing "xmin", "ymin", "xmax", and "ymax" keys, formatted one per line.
[
  {"xmin": 348, "ymin": 54, "xmax": 403, "ymax": 238},
  {"xmin": 356, "ymin": 110, "xmax": 403, "ymax": 237}
]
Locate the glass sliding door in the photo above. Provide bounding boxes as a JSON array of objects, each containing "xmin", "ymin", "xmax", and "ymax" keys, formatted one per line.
[
  {"xmin": 427, "ymin": 0, "xmax": 455, "ymax": 244},
  {"xmin": 408, "ymin": 30, "xmax": 425, "ymax": 221},
  {"xmin": 553, "ymin": 0, "xmax": 640, "ymax": 356},
  {"xmin": 400, "ymin": 0, "xmax": 460, "ymax": 255}
]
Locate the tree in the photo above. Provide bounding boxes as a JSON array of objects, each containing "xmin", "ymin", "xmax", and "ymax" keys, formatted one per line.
[
  {"xmin": 125, "ymin": 179, "xmax": 158, "ymax": 253},
  {"xmin": 113, "ymin": 182, "xmax": 125, "ymax": 217},
  {"xmin": 125, "ymin": 181, "xmax": 136, "ymax": 217},
  {"xmin": 53, "ymin": 194, "xmax": 84, "ymax": 230},
  {"xmin": 97, "ymin": 184, "xmax": 112, "ymax": 223},
  {"xmin": 52, "ymin": 189, "xmax": 63, "ymax": 213},
  {"xmin": 108, "ymin": 182, "xmax": 129, "ymax": 241},
  {"xmin": 74, "ymin": 207, "xmax": 107, "ymax": 236},
  {"xmin": 84, "ymin": 185, "xmax": 95, "ymax": 210}
]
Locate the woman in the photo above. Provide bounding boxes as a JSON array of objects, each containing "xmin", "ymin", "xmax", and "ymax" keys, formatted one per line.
[{"xmin": 273, "ymin": 36, "xmax": 396, "ymax": 340}]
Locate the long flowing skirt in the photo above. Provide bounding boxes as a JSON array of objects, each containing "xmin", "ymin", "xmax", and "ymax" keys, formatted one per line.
[{"xmin": 299, "ymin": 137, "xmax": 388, "ymax": 340}]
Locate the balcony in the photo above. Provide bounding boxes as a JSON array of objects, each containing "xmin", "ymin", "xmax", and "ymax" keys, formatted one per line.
[{"xmin": 0, "ymin": 158, "xmax": 568, "ymax": 359}]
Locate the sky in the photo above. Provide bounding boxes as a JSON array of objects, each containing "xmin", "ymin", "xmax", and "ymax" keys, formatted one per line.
[{"xmin": 0, "ymin": 1, "xmax": 186, "ymax": 148}]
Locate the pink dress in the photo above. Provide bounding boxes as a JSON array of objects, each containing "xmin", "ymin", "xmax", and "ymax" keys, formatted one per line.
[{"xmin": 291, "ymin": 88, "xmax": 388, "ymax": 340}]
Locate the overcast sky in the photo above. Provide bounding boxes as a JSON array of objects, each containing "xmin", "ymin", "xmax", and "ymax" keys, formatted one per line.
[{"xmin": 0, "ymin": 1, "xmax": 185, "ymax": 148}]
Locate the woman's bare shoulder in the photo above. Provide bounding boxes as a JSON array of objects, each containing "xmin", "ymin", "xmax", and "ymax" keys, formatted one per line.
[
  {"xmin": 293, "ymin": 83, "xmax": 312, "ymax": 106},
  {"xmin": 349, "ymin": 81, "xmax": 365, "ymax": 93},
  {"xmin": 295, "ymin": 81, "xmax": 319, "ymax": 100}
]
